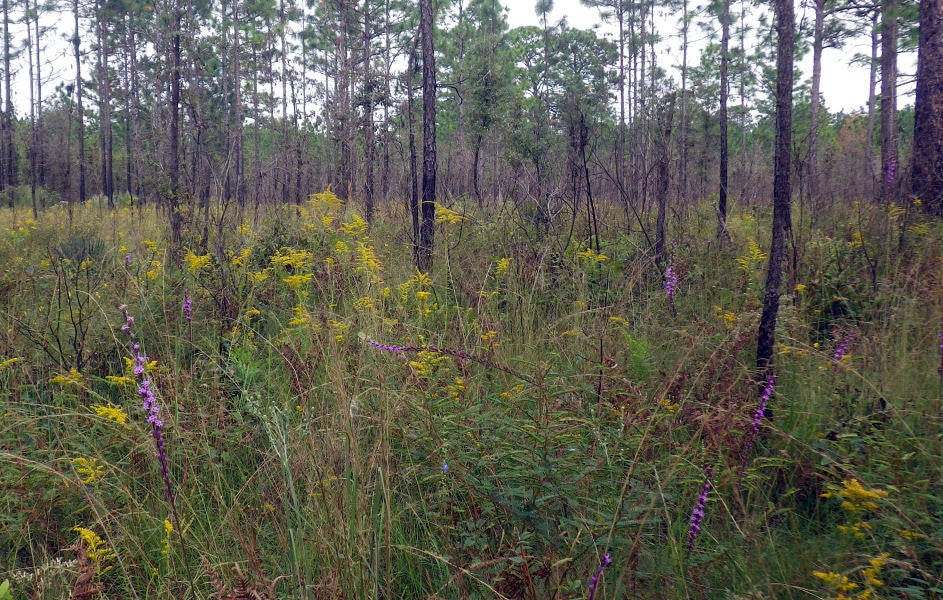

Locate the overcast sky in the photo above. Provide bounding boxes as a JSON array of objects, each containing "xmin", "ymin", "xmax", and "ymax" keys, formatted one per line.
[
  {"xmin": 504, "ymin": 0, "xmax": 913, "ymax": 115},
  {"xmin": 13, "ymin": 1, "xmax": 913, "ymax": 117}
]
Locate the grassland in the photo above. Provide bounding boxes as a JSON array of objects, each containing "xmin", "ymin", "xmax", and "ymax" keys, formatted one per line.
[{"xmin": 0, "ymin": 192, "xmax": 940, "ymax": 599}]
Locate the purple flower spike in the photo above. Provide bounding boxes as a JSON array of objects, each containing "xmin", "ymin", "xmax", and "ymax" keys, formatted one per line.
[
  {"xmin": 587, "ymin": 553, "xmax": 612, "ymax": 600},
  {"xmin": 937, "ymin": 331, "xmax": 942, "ymax": 377},
  {"xmin": 833, "ymin": 330, "xmax": 857, "ymax": 364},
  {"xmin": 368, "ymin": 339, "xmax": 409, "ymax": 353},
  {"xmin": 664, "ymin": 263, "xmax": 678, "ymax": 316},
  {"xmin": 120, "ymin": 306, "xmax": 175, "ymax": 509},
  {"xmin": 687, "ymin": 468, "xmax": 712, "ymax": 556},
  {"xmin": 885, "ymin": 156, "xmax": 897, "ymax": 186},
  {"xmin": 183, "ymin": 290, "xmax": 192, "ymax": 322},
  {"xmin": 739, "ymin": 375, "xmax": 776, "ymax": 476}
]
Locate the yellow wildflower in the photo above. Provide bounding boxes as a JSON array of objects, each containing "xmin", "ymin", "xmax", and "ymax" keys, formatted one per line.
[
  {"xmin": 495, "ymin": 257, "xmax": 511, "ymax": 275},
  {"xmin": 146, "ymin": 260, "xmax": 163, "ymax": 280},
  {"xmin": 576, "ymin": 247, "xmax": 609, "ymax": 263},
  {"xmin": 354, "ymin": 242, "xmax": 382, "ymax": 277},
  {"xmin": 0, "ymin": 357, "xmax": 21, "ymax": 372},
  {"xmin": 90, "ymin": 403, "xmax": 129, "ymax": 424},
  {"xmin": 283, "ymin": 273, "xmax": 313, "ymax": 291},
  {"xmin": 794, "ymin": 283, "xmax": 807, "ymax": 293},
  {"xmin": 340, "ymin": 213, "xmax": 369, "ymax": 237},
  {"xmin": 73, "ymin": 527, "xmax": 116, "ymax": 573},
  {"xmin": 334, "ymin": 240, "xmax": 350, "ymax": 256},
  {"xmin": 230, "ymin": 247, "xmax": 253, "ymax": 267},
  {"xmin": 71, "ymin": 457, "xmax": 106, "ymax": 484},
  {"xmin": 434, "ymin": 203, "xmax": 465, "ymax": 225},
  {"xmin": 736, "ymin": 239, "xmax": 767, "ymax": 271},
  {"xmin": 270, "ymin": 247, "xmax": 313, "ymax": 270},
  {"xmin": 51, "ymin": 368, "xmax": 84, "ymax": 387},
  {"xmin": 104, "ymin": 375, "xmax": 136, "ymax": 388},
  {"xmin": 288, "ymin": 305, "xmax": 309, "ymax": 327},
  {"xmin": 161, "ymin": 519, "xmax": 173, "ymax": 556}
]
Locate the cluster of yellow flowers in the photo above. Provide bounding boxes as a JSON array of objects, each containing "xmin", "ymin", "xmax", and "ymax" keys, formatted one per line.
[{"xmin": 736, "ymin": 239, "xmax": 767, "ymax": 272}]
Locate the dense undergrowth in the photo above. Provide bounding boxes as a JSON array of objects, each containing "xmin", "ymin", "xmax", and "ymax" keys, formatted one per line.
[{"xmin": 0, "ymin": 192, "xmax": 941, "ymax": 599}]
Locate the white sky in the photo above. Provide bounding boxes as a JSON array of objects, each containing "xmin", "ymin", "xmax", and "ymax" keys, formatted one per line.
[
  {"xmin": 10, "ymin": 2, "xmax": 913, "ymax": 118},
  {"xmin": 505, "ymin": 0, "xmax": 914, "ymax": 114}
]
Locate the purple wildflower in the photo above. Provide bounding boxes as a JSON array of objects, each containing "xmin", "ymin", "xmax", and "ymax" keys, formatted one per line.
[
  {"xmin": 740, "ymin": 374, "xmax": 776, "ymax": 475},
  {"xmin": 441, "ymin": 461, "xmax": 449, "ymax": 472},
  {"xmin": 121, "ymin": 309, "xmax": 175, "ymax": 509},
  {"xmin": 586, "ymin": 553, "xmax": 612, "ymax": 600},
  {"xmin": 183, "ymin": 290, "xmax": 192, "ymax": 322},
  {"xmin": 124, "ymin": 253, "xmax": 133, "ymax": 267},
  {"xmin": 686, "ymin": 468, "xmax": 712, "ymax": 556},
  {"xmin": 368, "ymin": 339, "xmax": 409, "ymax": 353},
  {"xmin": 664, "ymin": 264, "xmax": 678, "ymax": 316},
  {"xmin": 938, "ymin": 331, "xmax": 942, "ymax": 377},
  {"xmin": 833, "ymin": 330, "xmax": 857, "ymax": 365},
  {"xmin": 885, "ymin": 156, "xmax": 897, "ymax": 186},
  {"xmin": 119, "ymin": 305, "xmax": 135, "ymax": 335}
]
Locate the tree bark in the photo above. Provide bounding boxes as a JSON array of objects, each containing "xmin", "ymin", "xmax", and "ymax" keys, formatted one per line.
[
  {"xmin": 807, "ymin": 0, "xmax": 825, "ymax": 207},
  {"xmin": 362, "ymin": 0, "xmax": 376, "ymax": 222},
  {"xmin": 756, "ymin": 0, "xmax": 794, "ymax": 371},
  {"xmin": 74, "ymin": 0, "xmax": 86, "ymax": 205},
  {"xmin": 717, "ymin": 0, "xmax": 731, "ymax": 241},
  {"xmin": 2, "ymin": 0, "xmax": 15, "ymax": 208},
  {"xmin": 655, "ymin": 92, "xmax": 676, "ymax": 260},
  {"xmin": 417, "ymin": 0, "xmax": 436, "ymax": 272},
  {"xmin": 880, "ymin": 0, "xmax": 898, "ymax": 203},
  {"xmin": 912, "ymin": 0, "xmax": 943, "ymax": 216}
]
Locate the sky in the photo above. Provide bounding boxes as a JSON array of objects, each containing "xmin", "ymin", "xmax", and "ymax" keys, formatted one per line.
[
  {"xmin": 504, "ymin": 0, "xmax": 913, "ymax": 115},
  {"xmin": 10, "ymin": 1, "xmax": 913, "ymax": 118}
]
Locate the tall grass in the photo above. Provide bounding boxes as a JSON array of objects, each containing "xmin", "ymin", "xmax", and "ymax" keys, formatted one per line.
[{"xmin": 0, "ymin": 194, "xmax": 940, "ymax": 599}]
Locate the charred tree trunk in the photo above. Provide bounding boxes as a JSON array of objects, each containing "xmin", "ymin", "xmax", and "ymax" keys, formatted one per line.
[
  {"xmin": 756, "ymin": 0, "xmax": 795, "ymax": 371},
  {"xmin": 717, "ymin": 0, "xmax": 731, "ymax": 241},
  {"xmin": 912, "ymin": 0, "xmax": 943, "ymax": 215},
  {"xmin": 417, "ymin": 0, "xmax": 436, "ymax": 272},
  {"xmin": 655, "ymin": 92, "xmax": 677, "ymax": 260}
]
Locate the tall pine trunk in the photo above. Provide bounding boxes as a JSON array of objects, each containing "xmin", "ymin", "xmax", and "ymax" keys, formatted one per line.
[
  {"xmin": 880, "ymin": 0, "xmax": 898, "ymax": 203},
  {"xmin": 912, "ymin": 0, "xmax": 943, "ymax": 216},
  {"xmin": 756, "ymin": 0, "xmax": 795, "ymax": 371},
  {"xmin": 417, "ymin": 0, "xmax": 436, "ymax": 272},
  {"xmin": 717, "ymin": 0, "xmax": 731, "ymax": 241}
]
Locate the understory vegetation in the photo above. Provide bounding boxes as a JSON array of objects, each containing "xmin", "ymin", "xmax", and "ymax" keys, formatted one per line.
[{"xmin": 0, "ymin": 192, "xmax": 941, "ymax": 599}]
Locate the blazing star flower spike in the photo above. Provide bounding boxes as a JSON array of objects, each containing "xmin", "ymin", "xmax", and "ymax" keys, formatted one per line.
[
  {"xmin": 586, "ymin": 553, "xmax": 612, "ymax": 600},
  {"xmin": 183, "ymin": 290, "xmax": 192, "ymax": 322},
  {"xmin": 687, "ymin": 468, "xmax": 712, "ymax": 555}
]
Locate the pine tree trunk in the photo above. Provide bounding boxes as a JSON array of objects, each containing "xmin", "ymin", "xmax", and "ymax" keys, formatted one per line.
[
  {"xmin": 880, "ymin": 0, "xmax": 898, "ymax": 203},
  {"xmin": 756, "ymin": 0, "xmax": 795, "ymax": 371},
  {"xmin": 717, "ymin": 0, "xmax": 730, "ymax": 241},
  {"xmin": 912, "ymin": 0, "xmax": 943, "ymax": 216},
  {"xmin": 417, "ymin": 0, "xmax": 436, "ymax": 272}
]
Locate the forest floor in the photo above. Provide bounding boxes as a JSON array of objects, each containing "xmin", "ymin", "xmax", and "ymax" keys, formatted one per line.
[{"xmin": 0, "ymin": 191, "xmax": 941, "ymax": 599}]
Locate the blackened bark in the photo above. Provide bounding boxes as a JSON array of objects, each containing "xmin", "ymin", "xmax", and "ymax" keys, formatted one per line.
[
  {"xmin": 655, "ymin": 92, "xmax": 677, "ymax": 260},
  {"xmin": 168, "ymin": 1, "xmax": 183, "ymax": 248},
  {"xmin": 756, "ymin": 0, "xmax": 794, "ymax": 371},
  {"xmin": 2, "ymin": 0, "xmax": 15, "ymax": 208},
  {"xmin": 362, "ymin": 2, "xmax": 376, "ymax": 222},
  {"xmin": 912, "ymin": 0, "xmax": 943, "ymax": 216},
  {"xmin": 717, "ymin": 0, "xmax": 731, "ymax": 241},
  {"xmin": 417, "ymin": 0, "xmax": 436, "ymax": 272}
]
